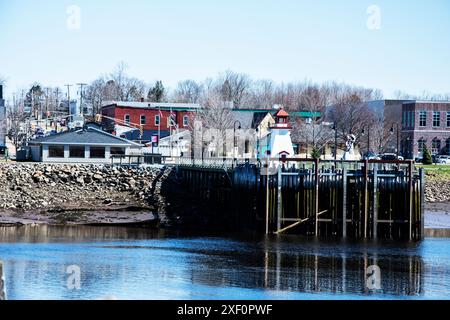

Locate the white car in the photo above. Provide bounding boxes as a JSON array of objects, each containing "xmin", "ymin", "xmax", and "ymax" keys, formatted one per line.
[{"xmin": 436, "ymin": 155, "xmax": 450, "ymax": 164}]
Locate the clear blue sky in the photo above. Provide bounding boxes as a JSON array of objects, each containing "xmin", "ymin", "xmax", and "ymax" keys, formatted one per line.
[{"xmin": 1, "ymin": 0, "xmax": 449, "ymax": 99}]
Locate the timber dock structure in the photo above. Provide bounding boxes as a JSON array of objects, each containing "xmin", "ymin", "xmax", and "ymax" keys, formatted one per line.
[{"xmin": 174, "ymin": 158, "xmax": 425, "ymax": 241}]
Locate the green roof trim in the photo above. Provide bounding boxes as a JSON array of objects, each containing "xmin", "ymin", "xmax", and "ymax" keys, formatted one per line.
[
  {"xmin": 290, "ymin": 111, "xmax": 322, "ymax": 118},
  {"xmin": 232, "ymin": 109, "xmax": 321, "ymax": 118}
]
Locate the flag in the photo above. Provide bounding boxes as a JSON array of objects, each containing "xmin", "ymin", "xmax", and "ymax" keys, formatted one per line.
[{"xmin": 169, "ymin": 109, "xmax": 176, "ymax": 127}]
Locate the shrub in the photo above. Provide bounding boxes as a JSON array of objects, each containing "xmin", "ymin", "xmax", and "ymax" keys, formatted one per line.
[{"xmin": 422, "ymin": 145, "xmax": 433, "ymax": 165}]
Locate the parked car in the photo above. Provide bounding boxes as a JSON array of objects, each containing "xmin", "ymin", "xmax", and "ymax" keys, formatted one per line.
[
  {"xmin": 362, "ymin": 152, "xmax": 381, "ymax": 160},
  {"xmin": 435, "ymin": 155, "xmax": 450, "ymax": 164},
  {"xmin": 380, "ymin": 153, "xmax": 403, "ymax": 161}
]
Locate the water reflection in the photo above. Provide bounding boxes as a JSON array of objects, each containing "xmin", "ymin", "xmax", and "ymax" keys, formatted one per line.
[
  {"xmin": 0, "ymin": 225, "xmax": 167, "ymax": 243},
  {"xmin": 0, "ymin": 226, "xmax": 448, "ymax": 299},
  {"xmin": 186, "ymin": 239, "xmax": 424, "ymax": 297}
]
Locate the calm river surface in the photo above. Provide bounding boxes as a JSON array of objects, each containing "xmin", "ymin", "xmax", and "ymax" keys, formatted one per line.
[{"xmin": 0, "ymin": 226, "xmax": 449, "ymax": 300}]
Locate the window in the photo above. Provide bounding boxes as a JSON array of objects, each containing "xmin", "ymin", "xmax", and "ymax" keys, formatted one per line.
[
  {"xmin": 48, "ymin": 145, "xmax": 64, "ymax": 158},
  {"xmin": 90, "ymin": 146, "xmax": 105, "ymax": 159},
  {"xmin": 418, "ymin": 139, "xmax": 426, "ymax": 154},
  {"xmin": 432, "ymin": 139, "xmax": 441, "ymax": 155},
  {"xmin": 419, "ymin": 111, "xmax": 427, "ymax": 127},
  {"xmin": 433, "ymin": 111, "xmax": 441, "ymax": 127},
  {"xmin": 124, "ymin": 114, "xmax": 130, "ymax": 125},
  {"xmin": 155, "ymin": 115, "xmax": 160, "ymax": 126},
  {"xmin": 110, "ymin": 147, "xmax": 125, "ymax": 156},
  {"xmin": 183, "ymin": 115, "xmax": 189, "ymax": 127},
  {"xmin": 140, "ymin": 115, "xmax": 146, "ymax": 125},
  {"xmin": 69, "ymin": 146, "xmax": 85, "ymax": 158},
  {"xmin": 446, "ymin": 139, "xmax": 450, "ymax": 155},
  {"xmin": 446, "ymin": 112, "xmax": 450, "ymax": 127}
]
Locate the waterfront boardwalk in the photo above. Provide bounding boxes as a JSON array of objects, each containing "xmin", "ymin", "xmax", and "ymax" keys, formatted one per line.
[{"xmin": 175, "ymin": 158, "xmax": 425, "ymax": 241}]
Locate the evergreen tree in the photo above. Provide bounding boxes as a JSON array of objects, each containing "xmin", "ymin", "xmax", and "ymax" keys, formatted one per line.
[
  {"xmin": 311, "ymin": 147, "xmax": 322, "ymax": 159},
  {"xmin": 147, "ymin": 81, "xmax": 165, "ymax": 102},
  {"xmin": 422, "ymin": 145, "xmax": 433, "ymax": 165}
]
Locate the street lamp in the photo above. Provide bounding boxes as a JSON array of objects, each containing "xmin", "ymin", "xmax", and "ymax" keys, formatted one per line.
[
  {"xmin": 233, "ymin": 120, "xmax": 242, "ymax": 160},
  {"xmin": 390, "ymin": 123, "xmax": 400, "ymax": 157},
  {"xmin": 332, "ymin": 122, "xmax": 338, "ymax": 161},
  {"xmin": 361, "ymin": 125, "xmax": 371, "ymax": 157},
  {"xmin": 256, "ymin": 127, "xmax": 260, "ymax": 160}
]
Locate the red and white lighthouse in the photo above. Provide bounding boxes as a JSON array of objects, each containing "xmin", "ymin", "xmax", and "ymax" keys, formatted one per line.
[{"xmin": 268, "ymin": 107, "xmax": 295, "ymax": 158}]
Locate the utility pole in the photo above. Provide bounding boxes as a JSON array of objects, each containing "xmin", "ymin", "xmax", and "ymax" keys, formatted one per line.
[
  {"xmin": 65, "ymin": 84, "xmax": 73, "ymax": 120},
  {"xmin": 45, "ymin": 87, "xmax": 49, "ymax": 130},
  {"xmin": 55, "ymin": 87, "xmax": 60, "ymax": 113},
  {"xmin": 77, "ymin": 83, "xmax": 87, "ymax": 117}
]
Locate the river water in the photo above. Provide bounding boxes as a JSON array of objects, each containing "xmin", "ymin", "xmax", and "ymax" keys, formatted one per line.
[{"xmin": 0, "ymin": 226, "xmax": 449, "ymax": 300}]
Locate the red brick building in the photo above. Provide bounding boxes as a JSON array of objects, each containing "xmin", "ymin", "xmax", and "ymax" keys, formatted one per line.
[
  {"xmin": 101, "ymin": 102, "xmax": 201, "ymax": 142},
  {"xmin": 401, "ymin": 101, "xmax": 450, "ymax": 159}
]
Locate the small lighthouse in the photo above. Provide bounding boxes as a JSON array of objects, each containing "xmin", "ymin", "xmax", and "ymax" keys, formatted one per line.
[{"xmin": 267, "ymin": 107, "xmax": 295, "ymax": 158}]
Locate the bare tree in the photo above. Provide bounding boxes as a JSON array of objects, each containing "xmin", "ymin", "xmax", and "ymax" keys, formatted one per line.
[
  {"xmin": 197, "ymin": 92, "xmax": 234, "ymax": 157},
  {"xmin": 217, "ymin": 70, "xmax": 251, "ymax": 108},
  {"xmin": 291, "ymin": 87, "xmax": 333, "ymax": 157},
  {"xmin": 247, "ymin": 79, "xmax": 275, "ymax": 108},
  {"xmin": 7, "ymin": 103, "xmax": 29, "ymax": 151},
  {"xmin": 173, "ymin": 80, "xmax": 203, "ymax": 103},
  {"xmin": 85, "ymin": 78, "xmax": 107, "ymax": 116}
]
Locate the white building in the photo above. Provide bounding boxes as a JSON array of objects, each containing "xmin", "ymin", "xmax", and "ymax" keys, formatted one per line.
[{"xmin": 29, "ymin": 127, "xmax": 143, "ymax": 163}]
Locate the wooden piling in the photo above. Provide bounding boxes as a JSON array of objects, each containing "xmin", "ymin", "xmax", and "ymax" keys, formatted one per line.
[
  {"xmin": 314, "ymin": 158, "xmax": 320, "ymax": 236},
  {"xmin": 420, "ymin": 168, "xmax": 425, "ymax": 240},
  {"xmin": 277, "ymin": 165, "xmax": 282, "ymax": 233},
  {"xmin": 265, "ymin": 159, "xmax": 270, "ymax": 235},
  {"xmin": 372, "ymin": 167, "xmax": 379, "ymax": 239},
  {"xmin": 408, "ymin": 161, "xmax": 414, "ymax": 241},
  {"xmin": 363, "ymin": 160, "xmax": 369, "ymax": 239},
  {"xmin": 0, "ymin": 261, "xmax": 5, "ymax": 300},
  {"xmin": 342, "ymin": 167, "xmax": 348, "ymax": 238}
]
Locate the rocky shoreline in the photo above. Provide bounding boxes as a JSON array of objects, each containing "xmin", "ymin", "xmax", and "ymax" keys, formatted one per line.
[
  {"xmin": 0, "ymin": 163, "xmax": 171, "ymax": 226},
  {"xmin": 425, "ymin": 171, "xmax": 450, "ymax": 203},
  {"xmin": 0, "ymin": 163, "xmax": 449, "ymax": 228}
]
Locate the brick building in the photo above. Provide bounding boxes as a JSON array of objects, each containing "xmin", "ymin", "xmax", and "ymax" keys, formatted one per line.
[
  {"xmin": 401, "ymin": 101, "xmax": 450, "ymax": 159},
  {"xmin": 101, "ymin": 102, "xmax": 201, "ymax": 142}
]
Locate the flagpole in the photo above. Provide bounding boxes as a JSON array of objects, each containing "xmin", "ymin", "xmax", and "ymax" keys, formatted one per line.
[
  {"xmin": 170, "ymin": 106, "xmax": 173, "ymax": 158},
  {"xmin": 158, "ymin": 105, "xmax": 161, "ymax": 154}
]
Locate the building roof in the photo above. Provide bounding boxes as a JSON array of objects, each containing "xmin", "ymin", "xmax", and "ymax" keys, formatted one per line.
[
  {"xmin": 274, "ymin": 108, "xmax": 289, "ymax": 118},
  {"xmin": 102, "ymin": 101, "xmax": 201, "ymax": 111},
  {"xmin": 231, "ymin": 111, "xmax": 274, "ymax": 129},
  {"xmin": 403, "ymin": 100, "xmax": 450, "ymax": 105},
  {"xmin": 30, "ymin": 127, "xmax": 142, "ymax": 146}
]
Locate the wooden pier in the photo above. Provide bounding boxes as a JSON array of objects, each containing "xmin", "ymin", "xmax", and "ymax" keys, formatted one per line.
[{"xmin": 175, "ymin": 158, "xmax": 425, "ymax": 241}]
